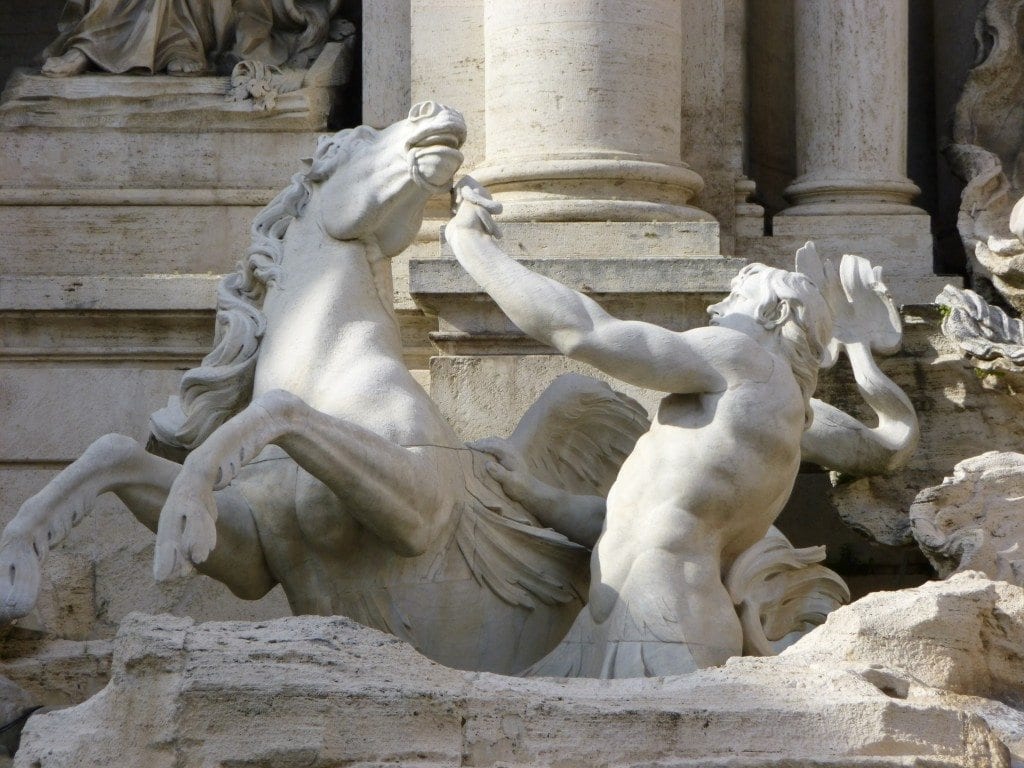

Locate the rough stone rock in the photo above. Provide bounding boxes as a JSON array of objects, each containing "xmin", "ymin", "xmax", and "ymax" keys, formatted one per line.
[
  {"xmin": 0, "ymin": 676, "xmax": 33, "ymax": 730},
  {"xmin": 13, "ymin": 606, "xmax": 1013, "ymax": 768},
  {"xmin": 936, "ymin": 285, "xmax": 1024, "ymax": 370},
  {"xmin": 0, "ymin": 633, "xmax": 112, "ymax": 707},
  {"xmin": 910, "ymin": 452, "xmax": 1024, "ymax": 583},
  {"xmin": 0, "ymin": 675, "xmax": 35, "ymax": 764},
  {"xmin": 780, "ymin": 572, "xmax": 1024, "ymax": 761},
  {"xmin": 782, "ymin": 572, "xmax": 1024, "ymax": 700},
  {"xmin": 946, "ymin": 0, "xmax": 1024, "ymax": 310}
]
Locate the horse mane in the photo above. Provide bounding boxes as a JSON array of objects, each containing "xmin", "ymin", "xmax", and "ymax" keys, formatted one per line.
[{"xmin": 149, "ymin": 128, "xmax": 365, "ymax": 451}]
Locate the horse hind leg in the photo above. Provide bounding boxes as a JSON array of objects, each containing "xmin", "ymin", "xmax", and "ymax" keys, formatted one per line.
[{"xmin": 0, "ymin": 433, "xmax": 177, "ymax": 623}]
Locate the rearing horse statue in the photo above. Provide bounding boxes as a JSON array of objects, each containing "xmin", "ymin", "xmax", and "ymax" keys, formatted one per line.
[{"xmin": 0, "ymin": 102, "xmax": 648, "ymax": 674}]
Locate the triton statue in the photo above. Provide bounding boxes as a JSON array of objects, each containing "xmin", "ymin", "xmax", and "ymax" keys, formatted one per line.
[{"xmin": 448, "ymin": 179, "xmax": 919, "ymax": 677}]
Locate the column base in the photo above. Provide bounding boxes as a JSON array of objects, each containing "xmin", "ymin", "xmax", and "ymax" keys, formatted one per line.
[
  {"xmin": 782, "ymin": 177, "xmax": 924, "ymax": 217},
  {"xmin": 471, "ymin": 156, "xmax": 713, "ymax": 223}
]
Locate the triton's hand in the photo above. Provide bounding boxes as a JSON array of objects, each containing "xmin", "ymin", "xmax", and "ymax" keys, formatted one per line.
[
  {"xmin": 469, "ymin": 437, "xmax": 543, "ymax": 507},
  {"xmin": 451, "ymin": 177, "xmax": 503, "ymax": 238}
]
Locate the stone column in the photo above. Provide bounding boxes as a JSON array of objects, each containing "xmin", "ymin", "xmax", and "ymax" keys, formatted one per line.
[
  {"xmin": 472, "ymin": 0, "xmax": 711, "ymax": 223},
  {"xmin": 784, "ymin": 0, "xmax": 921, "ymax": 215},
  {"xmin": 411, "ymin": 0, "xmax": 746, "ymax": 441},
  {"xmin": 774, "ymin": 0, "xmax": 942, "ymax": 304}
]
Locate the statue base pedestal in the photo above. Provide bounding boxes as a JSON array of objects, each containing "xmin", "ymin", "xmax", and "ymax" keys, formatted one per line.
[{"xmin": 13, "ymin": 594, "xmax": 1015, "ymax": 767}]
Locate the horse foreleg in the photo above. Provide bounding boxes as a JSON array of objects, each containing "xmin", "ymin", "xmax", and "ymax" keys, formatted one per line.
[
  {"xmin": 1, "ymin": 434, "xmax": 275, "ymax": 622},
  {"xmin": 155, "ymin": 389, "xmax": 457, "ymax": 580},
  {"xmin": 1, "ymin": 434, "xmax": 157, "ymax": 622}
]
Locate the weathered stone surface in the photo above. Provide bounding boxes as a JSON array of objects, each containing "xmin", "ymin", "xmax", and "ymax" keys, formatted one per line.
[
  {"xmin": 4, "ymin": 39, "xmax": 353, "ymax": 127},
  {"xmin": 910, "ymin": 452, "xmax": 1024, "ymax": 583},
  {"xmin": 821, "ymin": 303, "xmax": 1024, "ymax": 548},
  {"xmin": 936, "ymin": 284, "xmax": 1024, "ymax": 369},
  {"xmin": 0, "ymin": 674, "xmax": 35, "ymax": 764},
  {"xmin": 0, "ymin": 675, "xmax": 33, "ymax": 730},
  {"xmin": 12, "ymin": 608, "xmax": 1013, "ymax": 768},
  {"xmin": 781, "ymin": 572, "xmax": 1024, "ymax": 704},
  {"xmin": 779, "ymin": 572, "xmax": 1024, "ymax": 763},
  {"xmin": 0, "ymin": 634, "xmax": 111, "ymax": 708}
]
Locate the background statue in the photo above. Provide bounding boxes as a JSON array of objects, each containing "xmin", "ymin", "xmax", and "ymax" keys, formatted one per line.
[
  {"xmin": 41, "ymin": 0, "xmax": 349, "ymax": 76},
  {"xmin": 448, "ymin": 180, "xmax": 919, "ymax": 678}
]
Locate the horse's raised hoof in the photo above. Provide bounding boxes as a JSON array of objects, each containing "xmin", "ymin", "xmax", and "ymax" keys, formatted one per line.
[
  {"xmin": 153, "ymin": 483, "xmax": 218, "ymax": 581},
  {"xmin": 0, "ymin": 539, "xmax": 41, "ymax": 624}
]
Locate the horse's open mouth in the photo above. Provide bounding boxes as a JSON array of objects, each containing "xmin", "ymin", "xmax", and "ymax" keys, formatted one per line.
[
  {"xmin": 407, "ymin": 115, "xmax": 467, "ymax": 192},
  {"xmin": 407, "ymin": 115, "xmax": 467, "ymax": 152},
  {"xmin": 411, "ymin": 132, "xmax": 463, "ymax": 150}
]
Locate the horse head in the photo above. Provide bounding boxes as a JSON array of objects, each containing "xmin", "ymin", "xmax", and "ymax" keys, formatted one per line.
[{"xmin": 307, "ymin": 101, "xmax": 467, "ymax": 256}]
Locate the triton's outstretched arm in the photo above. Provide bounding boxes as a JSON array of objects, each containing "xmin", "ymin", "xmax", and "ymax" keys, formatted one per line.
[
  {"xmin": 447, "ymin": 179, "xmax": 737, "ymax": 395},
  {"xmin": 802, "ymin": 342, "xmax": 918, "ymax": 477}
]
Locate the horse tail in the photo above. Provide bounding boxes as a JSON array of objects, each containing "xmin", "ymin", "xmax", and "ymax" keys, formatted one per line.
[{"xmin": 149, "ymin": 175, "xmax": 311, "ymax": 454}]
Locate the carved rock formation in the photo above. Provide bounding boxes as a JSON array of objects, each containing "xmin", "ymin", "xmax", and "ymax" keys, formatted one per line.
[
  {"xmin": 909, "ymin": 451, "xmax": 1024, "ymax": 583},
  {"xmin": 946, "ymin": 0, "xmax": 1024, "ymax": 310},
  {"xmin": 937, "ymin": 283, "xmax": 1024, "ymax": 368},
  {"xmin": 779, "ymin": 572, "xmax": 1024, "ymax": 760},
  {"xmin": 12, "ymin": 601, "xmax": 1016, "ymax": 767},
  {"xmin": 0, "ymin": 675, "xmax": 36, "ymax": 760}
]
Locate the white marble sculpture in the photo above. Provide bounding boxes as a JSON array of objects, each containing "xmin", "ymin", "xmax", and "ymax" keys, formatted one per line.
[
  {"xmin": 448, "ymin": 180, "xmax": 919, "ymax": 678},
  {"xmin": 41, "ymin": 0, "xmax": 348, "ymax": 76},
  {"xmin": 937, "ymin": 281, "xmax": 1024, "ymax": 368},
  {"xmin": 946, "ymin": 0, "xmax": 1024, "ymax": 311},
  {"xmin": 0, "ymin": 103, "xmax": 659, "ymax": 675},
  {"xmin": 16, "ymin": 578, "xmax": 1023, "ymax": 767}
]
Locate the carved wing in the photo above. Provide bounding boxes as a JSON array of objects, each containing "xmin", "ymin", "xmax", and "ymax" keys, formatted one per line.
[
  {"xmin": 454, "ymin": 504, "xmax": 589, "ymax": 608},
  {"xmin": 451, "ymin": 374, "xmax": 648, "ymax": 610},
  {"xmin": 505, "ymin": 373, "xmax": 650, "ymax": 497}
]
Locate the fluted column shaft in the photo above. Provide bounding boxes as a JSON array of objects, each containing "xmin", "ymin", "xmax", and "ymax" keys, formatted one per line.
[
  {"xmin": 474, "ymin": 0, "xmax": 711, "ymax": 222},
  {"xmin": 785, "ymin": 0, "xmax": 922, "ymax": 215}
]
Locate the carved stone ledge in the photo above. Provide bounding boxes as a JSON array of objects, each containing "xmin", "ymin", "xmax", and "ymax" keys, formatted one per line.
[
  {"xmin": 12, "ymin": 608, "xmax": 1015, "ymax": 767},
  {"xmin": 0, "ymin": 276, "xmax": 436, "ymax": 369},
  {"xmin": 0, "ymin": 41, "xmax": 354, "ymax": 133},
  {"xmin": 411, "ymin": 255, "xmax": 743, "ymax": 345}
]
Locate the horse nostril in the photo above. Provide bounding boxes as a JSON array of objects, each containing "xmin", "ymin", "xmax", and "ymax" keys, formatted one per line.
[{"xmin": 409, "ymin": 101, "xmax": 439, "ymax": 121}]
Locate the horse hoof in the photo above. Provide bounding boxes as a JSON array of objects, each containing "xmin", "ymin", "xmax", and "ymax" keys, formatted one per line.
[
  {"xmin": 0, "ymin": 540, "xmax": 41, "ymax": 623},
  {"xmin": 181, "ymin": 490, "xmax": 218, "ymax": 564},
  {"xmin": 153, "ymin": 540, "xmax": 195, "ymax": 582},
  {"xmin": 154, "ymin": 482, "xmax": 218, "ymax": 579}
]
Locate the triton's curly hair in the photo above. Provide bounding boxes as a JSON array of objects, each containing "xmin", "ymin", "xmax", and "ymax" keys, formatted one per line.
[{"xmin": 730, "ymin": 263, "xmax": 834, "ymax": 428}]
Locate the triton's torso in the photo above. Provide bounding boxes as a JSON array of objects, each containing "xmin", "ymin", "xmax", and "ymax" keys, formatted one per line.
[{"xmin": 593, "ymin": 352, "xmax": 806, "ymax": 616}]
